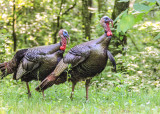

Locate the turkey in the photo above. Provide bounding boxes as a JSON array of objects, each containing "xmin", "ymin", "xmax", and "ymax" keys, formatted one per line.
[
  {"xmin": 0, "ymin": 29, "xmax": 69, "ymax": 97},
  {"xmin": 36, "ymin": 16, "xmax": 116, "ymax": 100}
]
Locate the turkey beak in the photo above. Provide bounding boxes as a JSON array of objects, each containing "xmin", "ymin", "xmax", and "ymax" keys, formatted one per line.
[{"xmin": 106, "ymin": 19, "xmax": 113, "ymax": 27}]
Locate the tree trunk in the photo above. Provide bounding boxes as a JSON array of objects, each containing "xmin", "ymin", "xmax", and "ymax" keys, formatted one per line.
[
  {"xmin": 111, "ymin": 0, "xmax": 129, "ymax": 55},
  {"xmin": 53, "ymin": 15, "xmax": 61, "ymax": 44},
  {"xmin": 88, "ymin": 0, "xmax": 93, "ymax": 22},
  {"xmin": 97, "ymin": 0, "xmax": 108, "ymax": 18},
  {"xmin": 13, "ymin": 0, "xmax": 17, "ymax": 51},
  {"xmin": 112, "ymin": 0, "xmax": 130, "ymax": 20},
  {"xmin": 52, "ymin": 0, "xmax": 77, "ymax": 43},
  {"xmin": 52, "ymin": 0, "xmax": 63, "ymax": 43},
  {"xmin": 97, "ymin": 0, "xmax": 102, "ymax": 13},
  {"xmin": 82, "ymin": 0, "xmax": 92, "ymax": 40}
]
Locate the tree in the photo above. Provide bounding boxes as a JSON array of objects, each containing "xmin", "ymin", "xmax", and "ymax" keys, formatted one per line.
[
  {"xmin": 97, "ymin": 0, "xmax": 108, "ymax": 18},
  {"xmin": 12, "ymin": 0, "xmax": 17, "ymax": 51},
  {"xmin": 112, "ymin": 0, "xmax": 130, "ymax": 20},
  {"xmin": 82, "ymin": 0, "xmax": 92, "ymax": 40},
  {"xmin": 111, "ymin": 0, "xmax": 130, "ymax": 55},
  {"xmin": 52, "ymin": 0, "xmax": 77, "ymax": 43}
]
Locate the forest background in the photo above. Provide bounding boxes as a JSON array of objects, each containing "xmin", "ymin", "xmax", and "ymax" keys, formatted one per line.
[{"xmin": 0, "ymin": 0, "xmax": 160, "ymax": 113}]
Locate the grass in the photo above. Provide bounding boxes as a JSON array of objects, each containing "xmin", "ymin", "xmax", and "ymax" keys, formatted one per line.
[{"xmin": 0, "ymin": 78, "xmax": 160, "ymax": 114}]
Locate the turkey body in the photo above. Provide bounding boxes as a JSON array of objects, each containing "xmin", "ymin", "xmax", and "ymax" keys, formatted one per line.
[
  {"xmin": 0, "ymin": 43, "xmax": 66, "ymax": 97},
  {"xmin": 35, "ymin": 16, "xmax": 116, "ymax": 100},
  {"xmin": 67, "ymin": 36, "xmax": 109, "ymax": 83},
  {"xmin": 0, "ymin": 29, "xmax": 69, "ymax": 97},
  {"xmin": 36, "ymin": 33, "xmax": 116, "ymax": 100},
  {"xmin": 18, "ymin": 43, "xmax": 64, "ymax": 82}
]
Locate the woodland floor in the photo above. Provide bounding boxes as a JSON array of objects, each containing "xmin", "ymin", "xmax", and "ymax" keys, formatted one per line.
[{"xmin": 0, "ymin": 78, "xmax": 160, "ymax": 114}]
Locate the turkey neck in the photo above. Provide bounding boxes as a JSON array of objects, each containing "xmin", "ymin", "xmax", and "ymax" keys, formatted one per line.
[
  {"xmin": 38, "ymin": 43, "xmax": 65, "ymax": 54},
  {"xmin": 95, "ymin": 33, "xmax": 111, "ymax": 50}
]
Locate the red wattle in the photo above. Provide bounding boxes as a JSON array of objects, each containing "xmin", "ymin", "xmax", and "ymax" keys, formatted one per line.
[
  {"xmin": 107, "ymin": 32, "xmax": 110, "ymax": 36},
  {"xmin": 60, "ymin": 37, "xmax": 67, "ymax": 50},
  {"xmin": 60, "ymin": 46, "xmax": 65, "ymax": 50},
  {"xmin": 107, "ymin": 31, "xmax": 112, "ymax": 36},
  {"xmin": 106, "ymin": 23, "xmax": 113, "ymax": 36}
]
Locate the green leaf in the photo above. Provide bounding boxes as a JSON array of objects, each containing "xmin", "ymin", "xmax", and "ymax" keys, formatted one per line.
[
  {"xmin": 157, "ymin": 0, "xmax": 160, "ymax": 5},
  {"xmin": 143, "ymin": 0, "xmax": 156, "ymax": 2},
  {"xmin": 129, "ymin": 99, "xmax": 132, "ymax": 105},
  {"xmin": 135, "ymin": 13, "xmax": 144, "ymax": 23},
  {"xmin": 154, "ymin": 33, "xmax": 160, "ymax": 40},
  {"xmin": 133, "ymin": 3, "xmax": 151, "ymax": 13},
  {"xmin": 117, "ymin": 13, "xmax": 135, "ymax": 33},
  {"xmin": 120, "ymin": 36, "xmax": 123, "ymax": 40},
  {"xmin": 148, "ymin": 2, "xmax": 156, "ymax": 6},
  {"xmin": 1, "ymin": 29, "xmax": 7, "ymax": 33},
  {"xmin": 113, "ymin": 9, "xmax": 128, "ymax": 24},
  {"xmin": 118, "ymin": 0, "xmax": 129, "ymax": 2}
]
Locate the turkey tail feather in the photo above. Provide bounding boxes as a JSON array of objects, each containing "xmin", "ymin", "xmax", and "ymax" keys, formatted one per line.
[
  {"xmin": 0, "ymin": 49, "xmax": 28, "ymax": 79},
  {"xmin": 16, "ymin": 63, "xmax": 26, "ymax": 80},
  {"xmin": 107, "ymin": 50, "xmax": 116, "ymax": 72},
  {"xmin": 36, "ymin": 60, "xmax": 68, "ymax": 92},
  {"xmin": 53, "ymin": 60, "xmax": 68, "ymax": 76},
  {"xmin": 0, "ymin": 62, "xmax": 8, "ymax": 78},
  {"xmin": 35, "ymin": 75, "xmax": 57, "ymax": 92}
]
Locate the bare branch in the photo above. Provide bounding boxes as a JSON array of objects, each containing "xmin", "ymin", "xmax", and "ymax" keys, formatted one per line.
[{"xmin": 62, "ymin": 2, "xmax": 77, "ymax": 15}]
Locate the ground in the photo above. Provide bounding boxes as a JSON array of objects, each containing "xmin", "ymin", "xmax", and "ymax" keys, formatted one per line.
[{"xmin": 0, "ymin": 78, "xmax": 160, "ymax": 114}]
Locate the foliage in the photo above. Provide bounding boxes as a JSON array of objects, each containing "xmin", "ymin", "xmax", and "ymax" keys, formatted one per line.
[
  {"xmin": 0, "ymin": 0, "xmax": 160, "ymax": 113},
  {"xmin": 117, "ymin": 11, "xmax": 135, "ymax": 33},
  {"xmin": 115, "ymin": 0, "xmax": 159, "ymax": 33}
]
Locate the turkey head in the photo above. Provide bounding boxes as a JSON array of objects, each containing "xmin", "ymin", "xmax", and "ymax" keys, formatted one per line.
[
  {"xmin": 100, "ymin": 16, "xmax": 113, "ymax": 37},
  {"xmin": 59, "ymin": 29, "xmax": 70, "ymax": 51}
]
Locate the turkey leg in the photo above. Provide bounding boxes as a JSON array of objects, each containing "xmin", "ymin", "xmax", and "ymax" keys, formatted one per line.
[
  {"xmin": 26, "ymin": 82, "xmax": 31, "ymax": 98},
  {"xmin": 85, "ymin": 79, "xmax": 91, "ymax": 100},
  {"xmin": 42, "ymin": 90, "xmax": 45, "ymax": 98},
  {"xmin": 70, "ymin": 82, "xmax": 77, "ymax": 100}
]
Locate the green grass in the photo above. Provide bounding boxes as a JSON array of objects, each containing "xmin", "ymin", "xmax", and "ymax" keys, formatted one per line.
[{"xmin": 0, "ymin": 78, "xmax": 160, "ymax": 114}]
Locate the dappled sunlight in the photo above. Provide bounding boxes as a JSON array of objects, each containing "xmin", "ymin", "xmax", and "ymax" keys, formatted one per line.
[
  {"xmin": 0, "ymin": 0, "xmax": 160, "ymax": 113},
  {"xmin": 135, "ymin": 21, "xmax": 160, "ymax": 32}
]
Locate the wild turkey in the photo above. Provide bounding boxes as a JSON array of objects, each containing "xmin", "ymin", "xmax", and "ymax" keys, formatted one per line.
[
  {"xmin": 36, "ymin": 16, "xmax": 116, "ymax": 100},
  {"xmin": 0, "ymin": 29, "xmax": 69, "ymax": 97}
]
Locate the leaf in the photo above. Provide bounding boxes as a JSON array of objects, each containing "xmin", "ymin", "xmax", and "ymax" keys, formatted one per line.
[
  {"xmin": 135, "ymin": 13, "xmax": 144, "ymax": 23},
  {"xmin": 157, "ymin": 0, "xmax": 160, "ymax": 5},
  {"xmin": 120, "ymin": 36, "xmax": 123, "ymax": 41},
  {"xmin": 118, "ymin": 0, "xmax": 129, "ymax": 2},
  {"xmin": 148, "ymin": 2, "xmax": 156, "ymax": 6},
  {"xmin": 154, "ymin": 33, "xmax": 160, "ymax": 40},
  {"xmin": 117, "ymin": 13, "xmax": 135, "ymax": 33},
  {"xmin": 113, "ymin": 9, "xmax": 128, "ymax": 24},
  {"xmin": 129, "ymin": 99, "xmax": 132, "ymax": 105},
  {"xmin": 143, "ymin": 0, "xmax": 156, "ymax": 2},
  {"xmin": 1, "ymin": 29, "xmax": 7, "ymax": 33},
  {"xmin": 133, "ymin": 3, "xmax": 151, "ymax": 13}
]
